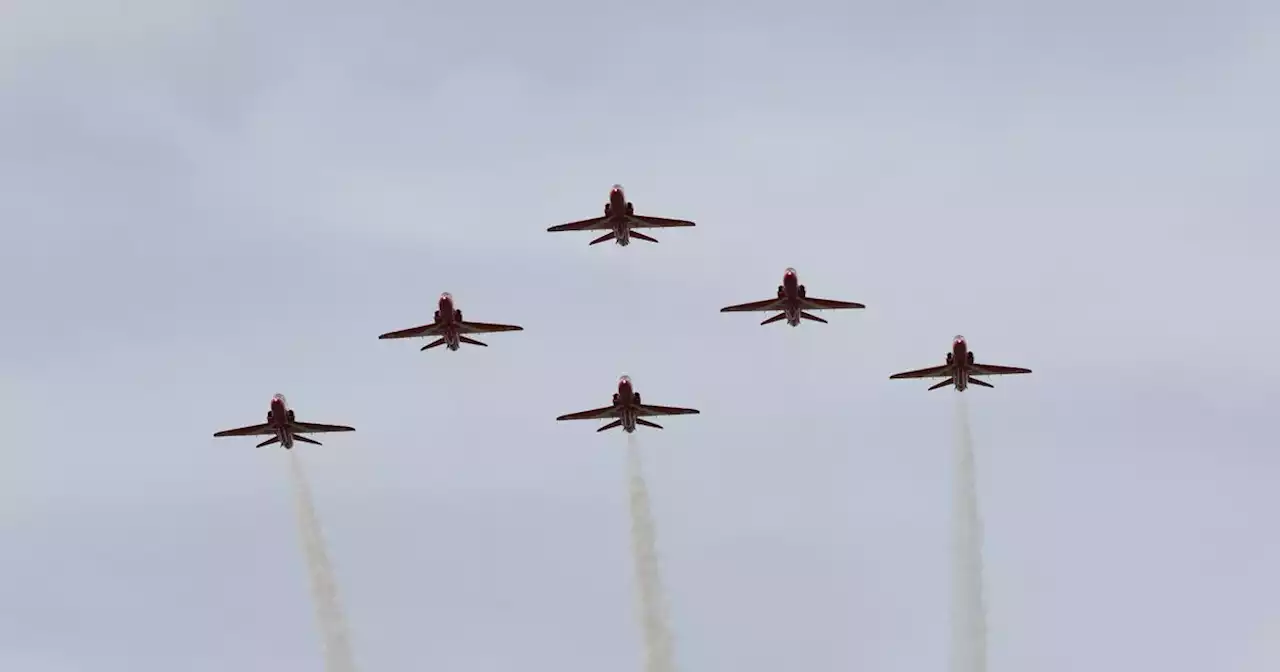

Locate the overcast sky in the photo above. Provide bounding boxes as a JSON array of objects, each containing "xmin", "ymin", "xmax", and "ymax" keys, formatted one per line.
[{"xmin": 2, "ymin": 0, "xmax": 1278, "ymax": 670}]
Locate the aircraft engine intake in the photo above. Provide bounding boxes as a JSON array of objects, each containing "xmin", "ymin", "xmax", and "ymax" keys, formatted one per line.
[
  {"xmin": 967, "ymin": 351, "xmax": 975, "ymax": 363},
  {"xmin": 777, "ymin": 286, "xmax": 785, "ymax": 297},
  {"xmin": 634, "ymin": 393, "xmax": 641, "ymax": 404},
  {"xmin": 455, "ymin": 309, "xmax": 462, "ymax": 321},
  {"xmin": 798, "ymin": 285, "xmax": 806, "ymax": 298}
]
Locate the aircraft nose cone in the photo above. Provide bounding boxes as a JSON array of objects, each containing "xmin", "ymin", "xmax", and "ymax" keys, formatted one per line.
[
  {"xmin": 784, "ymin": 267, "xmax": 797, "ymax": 276},
  {"xmin": 954, "ymin": 334, "xmax": 965, "ymax": 343},
  {"xmin": 620, "ymin": 375, "xmax": 630, "ymax": 384},
  {"xmin": 441, "ymin": 292, "xmax": 452, "ymax": 300}
]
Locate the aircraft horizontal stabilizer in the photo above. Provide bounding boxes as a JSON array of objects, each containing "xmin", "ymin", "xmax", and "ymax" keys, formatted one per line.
[
  {"xmin": 799, "ymin": 311, "xmax": 828, "ymax": 323},
  {"xmin": 760, "ymin": 313, "xmax": 787, "ymax": 326},
  {"xmin": 458, "ymin": 336, "xmax": 488, "ymax": 347},
  {"xmin": 636, "ymin": 418, "xmax": 663, "ymax": 429},
  {"xmin": 293, "ymin": 435, "xmax": 323, "ymax": 445},
  {"xmin": 421, "ymin": 338, "xmax": 448, "ymax": 351},
  {"xmin": 256, "ymin": 436, "xmax": 280, "ymax": 448},
  {"xmin": 968, "ymin": 377, "xmax": 994, "ymax": 388},
  {"xmin": 629, "ymin": 231, "xmax": 659, "ymax": 243},
  {"xmin": 928, "ymin": 378, "xmax": 955, "ymax": 391},
  {"xmin": 589, "ymin": 232, "xmax": 616, "ymax": 245},
  {"xmin": 597, "ymin": 419, "xmax": 624, "ymax": 432}
]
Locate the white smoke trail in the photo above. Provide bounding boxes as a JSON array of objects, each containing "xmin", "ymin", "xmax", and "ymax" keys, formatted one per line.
[
  {"xmin": 626, "ymin": 433, "xmax": 677, "ymax": 672},
  {"xmin": 951, "ymin": 393, "xmax": 989, "ymax": 672},
  {"xmin": 288, "ymin": 450, "xmax": 359, "ymax": 672}
]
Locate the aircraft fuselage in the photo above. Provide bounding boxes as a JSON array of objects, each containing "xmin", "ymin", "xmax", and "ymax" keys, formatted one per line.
[
  {"xmin": 436, "ymin": 293, "xmax": 462, "ymax": 350},
  {"xmin": 616, "ymin": 375, "xmax": 638, "ymax": 432},
  {"xmin": 606, "ymin": 185, "xmax": 633, "ymax": 246},
  {"xmin": 950, "ymin": 336, "xmax": 970, "ymax": 390},
  {"xmin": 781, "ymin": 268, "xmax": 802, "ymax": 326},
  {"xmin": 267, "ymin": 394, "xmax": 295, "ymax": 448}
]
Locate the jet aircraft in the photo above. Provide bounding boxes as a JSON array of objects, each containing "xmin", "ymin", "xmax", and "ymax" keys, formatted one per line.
[
  {"xmin": 889, "ymin": 335, "xmax": 1032, "ymax": 391},
  {"xmin": 212, "ymin": 394, "xmax": 355, "ymax": 448},
  {"xmin": 378, "ymin": 292, "xmax": 524, "ymax": 351},
  {"xmin": 555, "ymin": 375, "xmax": 700, "ymax": 433},
  {"xmin": 720, "ymin": 268, "xmax": 866, "ymax": 326},
  {"xmin": 546, "ymin": 184, "xmax": 695, "ymax": 246}
]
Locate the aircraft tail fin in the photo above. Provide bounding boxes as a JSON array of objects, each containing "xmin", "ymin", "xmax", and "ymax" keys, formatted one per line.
[
  {"xmin": 799, "ymin": 311, "xmax": 828, "ymax": 323},
  {"xmin": 630, "ymin": 231, "xmax": 659, "ymax": 243},
  {"xmin": 760, "ymin": 312, "xmax": 788, "ymax": 326},
  {"xmin": 421, "ymin": 338, "xmax": 447, "ymax": 351},
  {"xmin": 636, "ymin": 418, "xmax": 664, "ymax": 429},
  {"xmin": 256, "ymin": 436, "xmax": 281, "ymax": 448},
  {"xmin": 589, "ymin": 232, "xmax": 616, "ymax": 245},
  {"xmin": 928, "ymin": 378, "xmax": 956, "ymax": 391},
  {"xmin": 968, "ymin": 377, "xmax": 994, "ymax": 388},
  {"xmin": 293, "ymin": 435, "xmax": 323, "ymax": 446},
  {"xmin": 597, "ymin": 419, "xmax": 624, "ymax": 432},
  {"xmin": 459, "ymin": 336, "xmax": 488, "ymax": 347}
]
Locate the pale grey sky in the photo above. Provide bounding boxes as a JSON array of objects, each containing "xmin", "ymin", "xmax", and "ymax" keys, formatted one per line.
[{"xmin": 2, "ymin": 0, "xmax": 1278, "ymax": 670}]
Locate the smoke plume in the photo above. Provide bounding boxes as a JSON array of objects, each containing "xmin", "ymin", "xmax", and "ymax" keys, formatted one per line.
[
  {"xmin": 288, "ymin": 450, "xmax": 359, "ymax": 672},
  {"xmin": 626, "ymin": 433, "xmax": 677, "ymax": 672},
  {"xmin": 951, "ymin": 393, "xmax": 989, "ymax": 672}
]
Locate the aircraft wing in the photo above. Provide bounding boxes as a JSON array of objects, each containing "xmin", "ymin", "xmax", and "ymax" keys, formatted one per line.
[
  {"xmin": 548, "ymin": 216, "xmax": 611, "ymax": 232},
  {"xmin": 636, "ymin": 404, "xmax": 700, "ymax": 417},
  {"xmin": 889, "ymin": 364, "xmax": 955, "ymax": 379},
  {"xmin": 800, "ymin": 297, "xmax": 866, "ymax": 310},
  {"xmin": 971, "ymin": 363, "xmax": 1032, "ymax": 376},
  {"xmin": 290, "ymin": 421, "xmax": 356, "ymax": 433},
  {"xmin": 378, "ymin": 323, "xmax": 442, "ymax": 339},
  {"xmin": 630, "ymin": 215, "xmax": 696, "ymax": 228},
  {"xmin": 458, "ymin": 321, "xmax": 524, "ymax": 334},
  {"xmin": 213, "ymin": 422, "xmax": 275, "ymax": 437},
  {"xmin": 555, "ymin": 405, "xmax": 619, "ymax": 421},
  {"xmin": 719, "ymin": 298, "xmax": 787, "ymax": 313}
]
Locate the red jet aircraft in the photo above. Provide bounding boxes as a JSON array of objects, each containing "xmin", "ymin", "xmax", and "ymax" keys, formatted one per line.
[
  {"xmin": 720, "ymin": 268, "xmax": 866, "ymax": 326},
  {"xmin": 546, "ymin": 184, "xmax": 695, "ymax": 246},
  {"xmin": 889, "ymin": 335, "xmax": 1032, "ymax": 391},
  {"xmin": 212, "ymin": 394, "xmax": 355, "ymax": 449},
  {"xmin": 555, "ymin": 375, "xmax": 700, "ymax": 433},
  {"xmin": 378, "ymin": 292, "xmax": 524, "ymax": 351}
]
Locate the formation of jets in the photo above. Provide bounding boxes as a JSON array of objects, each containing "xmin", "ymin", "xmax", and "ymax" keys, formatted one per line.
[{"xmin": 213, "ymin": 185, "xmax": 1032, "ymax": 445}]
